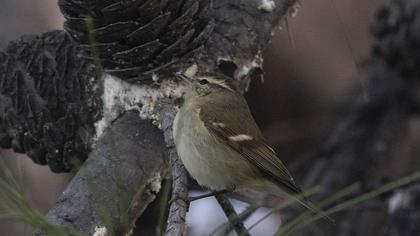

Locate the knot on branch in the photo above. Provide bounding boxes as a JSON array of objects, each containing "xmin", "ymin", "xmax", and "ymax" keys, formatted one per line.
[{"xmin": 59, "ymin": 0, "xmax": 214, "ymax": 83}]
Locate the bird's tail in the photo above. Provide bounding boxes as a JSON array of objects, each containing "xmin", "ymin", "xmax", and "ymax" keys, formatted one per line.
[
  {"xmin": 268, "ymin": 177, "xmax": 334, "ymax": 223},
  {"xmin": 287, "ymin": 193, "xmax": 334, "ymax": 223}
]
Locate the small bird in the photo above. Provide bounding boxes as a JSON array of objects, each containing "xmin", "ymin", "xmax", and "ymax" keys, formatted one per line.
[{"xmin": 173, "ymin": 72, "xmax": 331, "ymax": 221}]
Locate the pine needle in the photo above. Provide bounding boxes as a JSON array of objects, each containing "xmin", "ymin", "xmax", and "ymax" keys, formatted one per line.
[
  {"xmin": 247, "ymin": 186, "xmax": 322, "ymax": 231},
  {"xmin": 279, "ymin": 171, "xmax": 420, "ymax": 235},
  {"xmin": 0, "ymin": 159, "xmax": 85, "ymax": 236},
  {"xmin": 277, "ymin": 183, "xmax": 360, "ymax": 235}
]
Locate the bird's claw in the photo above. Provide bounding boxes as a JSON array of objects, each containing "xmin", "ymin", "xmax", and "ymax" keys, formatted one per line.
[{"xmin": 169, "ymin": 192, "xmax": 191, "ymax": 206}]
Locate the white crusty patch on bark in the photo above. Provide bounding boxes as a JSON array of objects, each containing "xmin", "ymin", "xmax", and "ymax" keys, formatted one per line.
[
  {"xmin": 94, "ymin": 74, "xmax": 185, "ymax": 139},
  {"xmin": 149, "ymin": 172, "xmax": 162, "ymax": 194},
  {"xmin": 258, "ymin": 0, "xmax": 276, "ymax": 12},
  {"xmin": 236, "ymin": 52, "xmax": 263, "ymax": 79},
  {"xmin": 288, "ymin": 2, "xmax": 301, "ymax": 18},
  {"xmin": 184, "ymin": 63, "xmax": 198, "ymax": 78},
  {"xmin": 92, "ymin": 226, "xmax": 107, "ymax": 236}
]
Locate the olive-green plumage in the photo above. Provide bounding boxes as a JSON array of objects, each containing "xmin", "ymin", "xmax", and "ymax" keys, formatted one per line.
[{"xmin": 173, "ymin": 72, "xmax": 332, "ymax": 221}]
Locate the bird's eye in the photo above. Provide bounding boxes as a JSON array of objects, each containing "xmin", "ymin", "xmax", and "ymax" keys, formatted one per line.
[{"xmin": 199, "ymin": 79, "xmax": 209, "ymax": 85}]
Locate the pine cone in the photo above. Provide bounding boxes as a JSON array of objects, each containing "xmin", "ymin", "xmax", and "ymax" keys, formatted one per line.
[
  {"xmin": 59, "ymin": 0, "xmax": 214, "ymax": 83},
  {"xmin": 0, "ymin": 31, "xmax": 100, "ymax": 172}
]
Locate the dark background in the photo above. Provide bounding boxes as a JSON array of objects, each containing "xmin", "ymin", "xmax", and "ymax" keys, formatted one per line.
[{"xmin": 0, "ymin": 0, "xmax": 389, "ymax": 235}]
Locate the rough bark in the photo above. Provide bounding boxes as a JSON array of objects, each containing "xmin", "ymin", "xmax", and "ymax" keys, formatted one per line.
[
  {"xmin": 200, "ymin": 0, "xmax": 298, "ymax": 83},
  {"xmin": 35, "ymin": 112, "xmax": 167, "ymax": 235},
  {"xmin": 158, "ymin": 105, "xmax": 189, "ymax": 236}
]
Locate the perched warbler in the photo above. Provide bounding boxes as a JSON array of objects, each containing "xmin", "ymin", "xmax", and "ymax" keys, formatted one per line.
[{"xmin": 173, "ymin": 72, "xmax": 331, "ymax": 221}]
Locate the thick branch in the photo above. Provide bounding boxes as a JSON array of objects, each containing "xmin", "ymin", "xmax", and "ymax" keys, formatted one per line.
[
  {"xmin": 36, "ymin": 112, "xmax": 168, "ymax": 235},
  {"xmin": 201, "ymin": 0, "xmax": 297, "ymax": 82}
]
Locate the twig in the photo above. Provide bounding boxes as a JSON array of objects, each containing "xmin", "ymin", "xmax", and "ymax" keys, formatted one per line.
[
  {"xmin": 164, "ymin": 148, "xmax": 189, "ymax": 236},
  {"xmin": 160, "ymin": 105, "xmax": 189, "ymax": 236},
  {"xmin": 211, "ymin": 203, "xmax": 260, "ymax": 236},
  {"xmin": 215, "ymin": 195, "xmax": 251, "ymax": 236}
]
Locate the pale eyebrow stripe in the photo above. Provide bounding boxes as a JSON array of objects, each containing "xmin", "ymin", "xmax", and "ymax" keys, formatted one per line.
[{"xmin": 203, "ymin": 77, "xmax": 235, "ymax": 91}]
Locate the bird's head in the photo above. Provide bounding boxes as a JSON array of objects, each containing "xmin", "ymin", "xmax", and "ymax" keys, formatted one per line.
[{"xmin": 175, "ymin": 72, "xmax": 239, "ymax": 100}]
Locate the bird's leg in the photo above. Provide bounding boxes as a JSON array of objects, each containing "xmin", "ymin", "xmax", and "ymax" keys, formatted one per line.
[
  {"xmin": 170, "ymin": 189, "xmax": 232, "ymax": 206},
  {"xmin": 188, "ymin": 189, "xmax": 232, "ymax": 202}
]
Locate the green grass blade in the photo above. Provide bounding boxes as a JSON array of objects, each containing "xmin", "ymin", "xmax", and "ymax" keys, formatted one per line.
[
  {"xmin": 0, "ymin": 161, "xmax": 86, "ymax": 236},
  {"xmin": 277, "ymin": 183, "xmax": 360, "ymax": 235},
  {"xmin": 247, "ymin": 186, "xmax": 322, "ymax": 231}
]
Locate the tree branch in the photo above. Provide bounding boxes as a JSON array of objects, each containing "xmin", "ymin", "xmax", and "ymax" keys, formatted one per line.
[
  {"xmin": 215, "ymin": 195, "xmax": 251, "ymax": 236},
  {"xmin": 158, "ymin": 105, "xmax": 189, "ymax": 236},
  {"xmin": 35, "ymin": 112, "xmax": 168, "ymax": 235},
  {"xmin": 200, "ymin": 0, "xmax": 298, "ymax": 81},
  {"xmin": 1, "ymin": 0, "xmax": 300, "ymax": 235}
]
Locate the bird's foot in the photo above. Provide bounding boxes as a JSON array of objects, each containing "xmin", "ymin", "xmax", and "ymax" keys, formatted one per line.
[
  {"xmin": 169, "ymin": 189, "xmax": 232, "ymax": 206},
  {"xmin": 168, "ymin": 192, "xmax": 192, "ymax": 212},
  {"xmin": 169, "ymin": 192, "xmax": 191, "ymax": 205}
]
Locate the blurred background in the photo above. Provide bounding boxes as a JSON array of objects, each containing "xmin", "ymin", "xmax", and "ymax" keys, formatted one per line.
[{"xmin": 0, "ymin": 0, "xmax": 389, "ymax": 235}]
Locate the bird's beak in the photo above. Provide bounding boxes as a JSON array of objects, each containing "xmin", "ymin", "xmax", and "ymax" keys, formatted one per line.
[{"xmin": 174, "ymin": 72, "xmax": 192, "ymax": 84}]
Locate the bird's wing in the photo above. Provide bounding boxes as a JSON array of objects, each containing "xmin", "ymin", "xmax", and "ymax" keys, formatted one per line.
[
  {"xmin": 200, "ymin": 104, "xmax": 334, "ymax": 222},
  {"xmin": 199, "ymin": 106, "xmax": 302, "ymax": 194}
]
